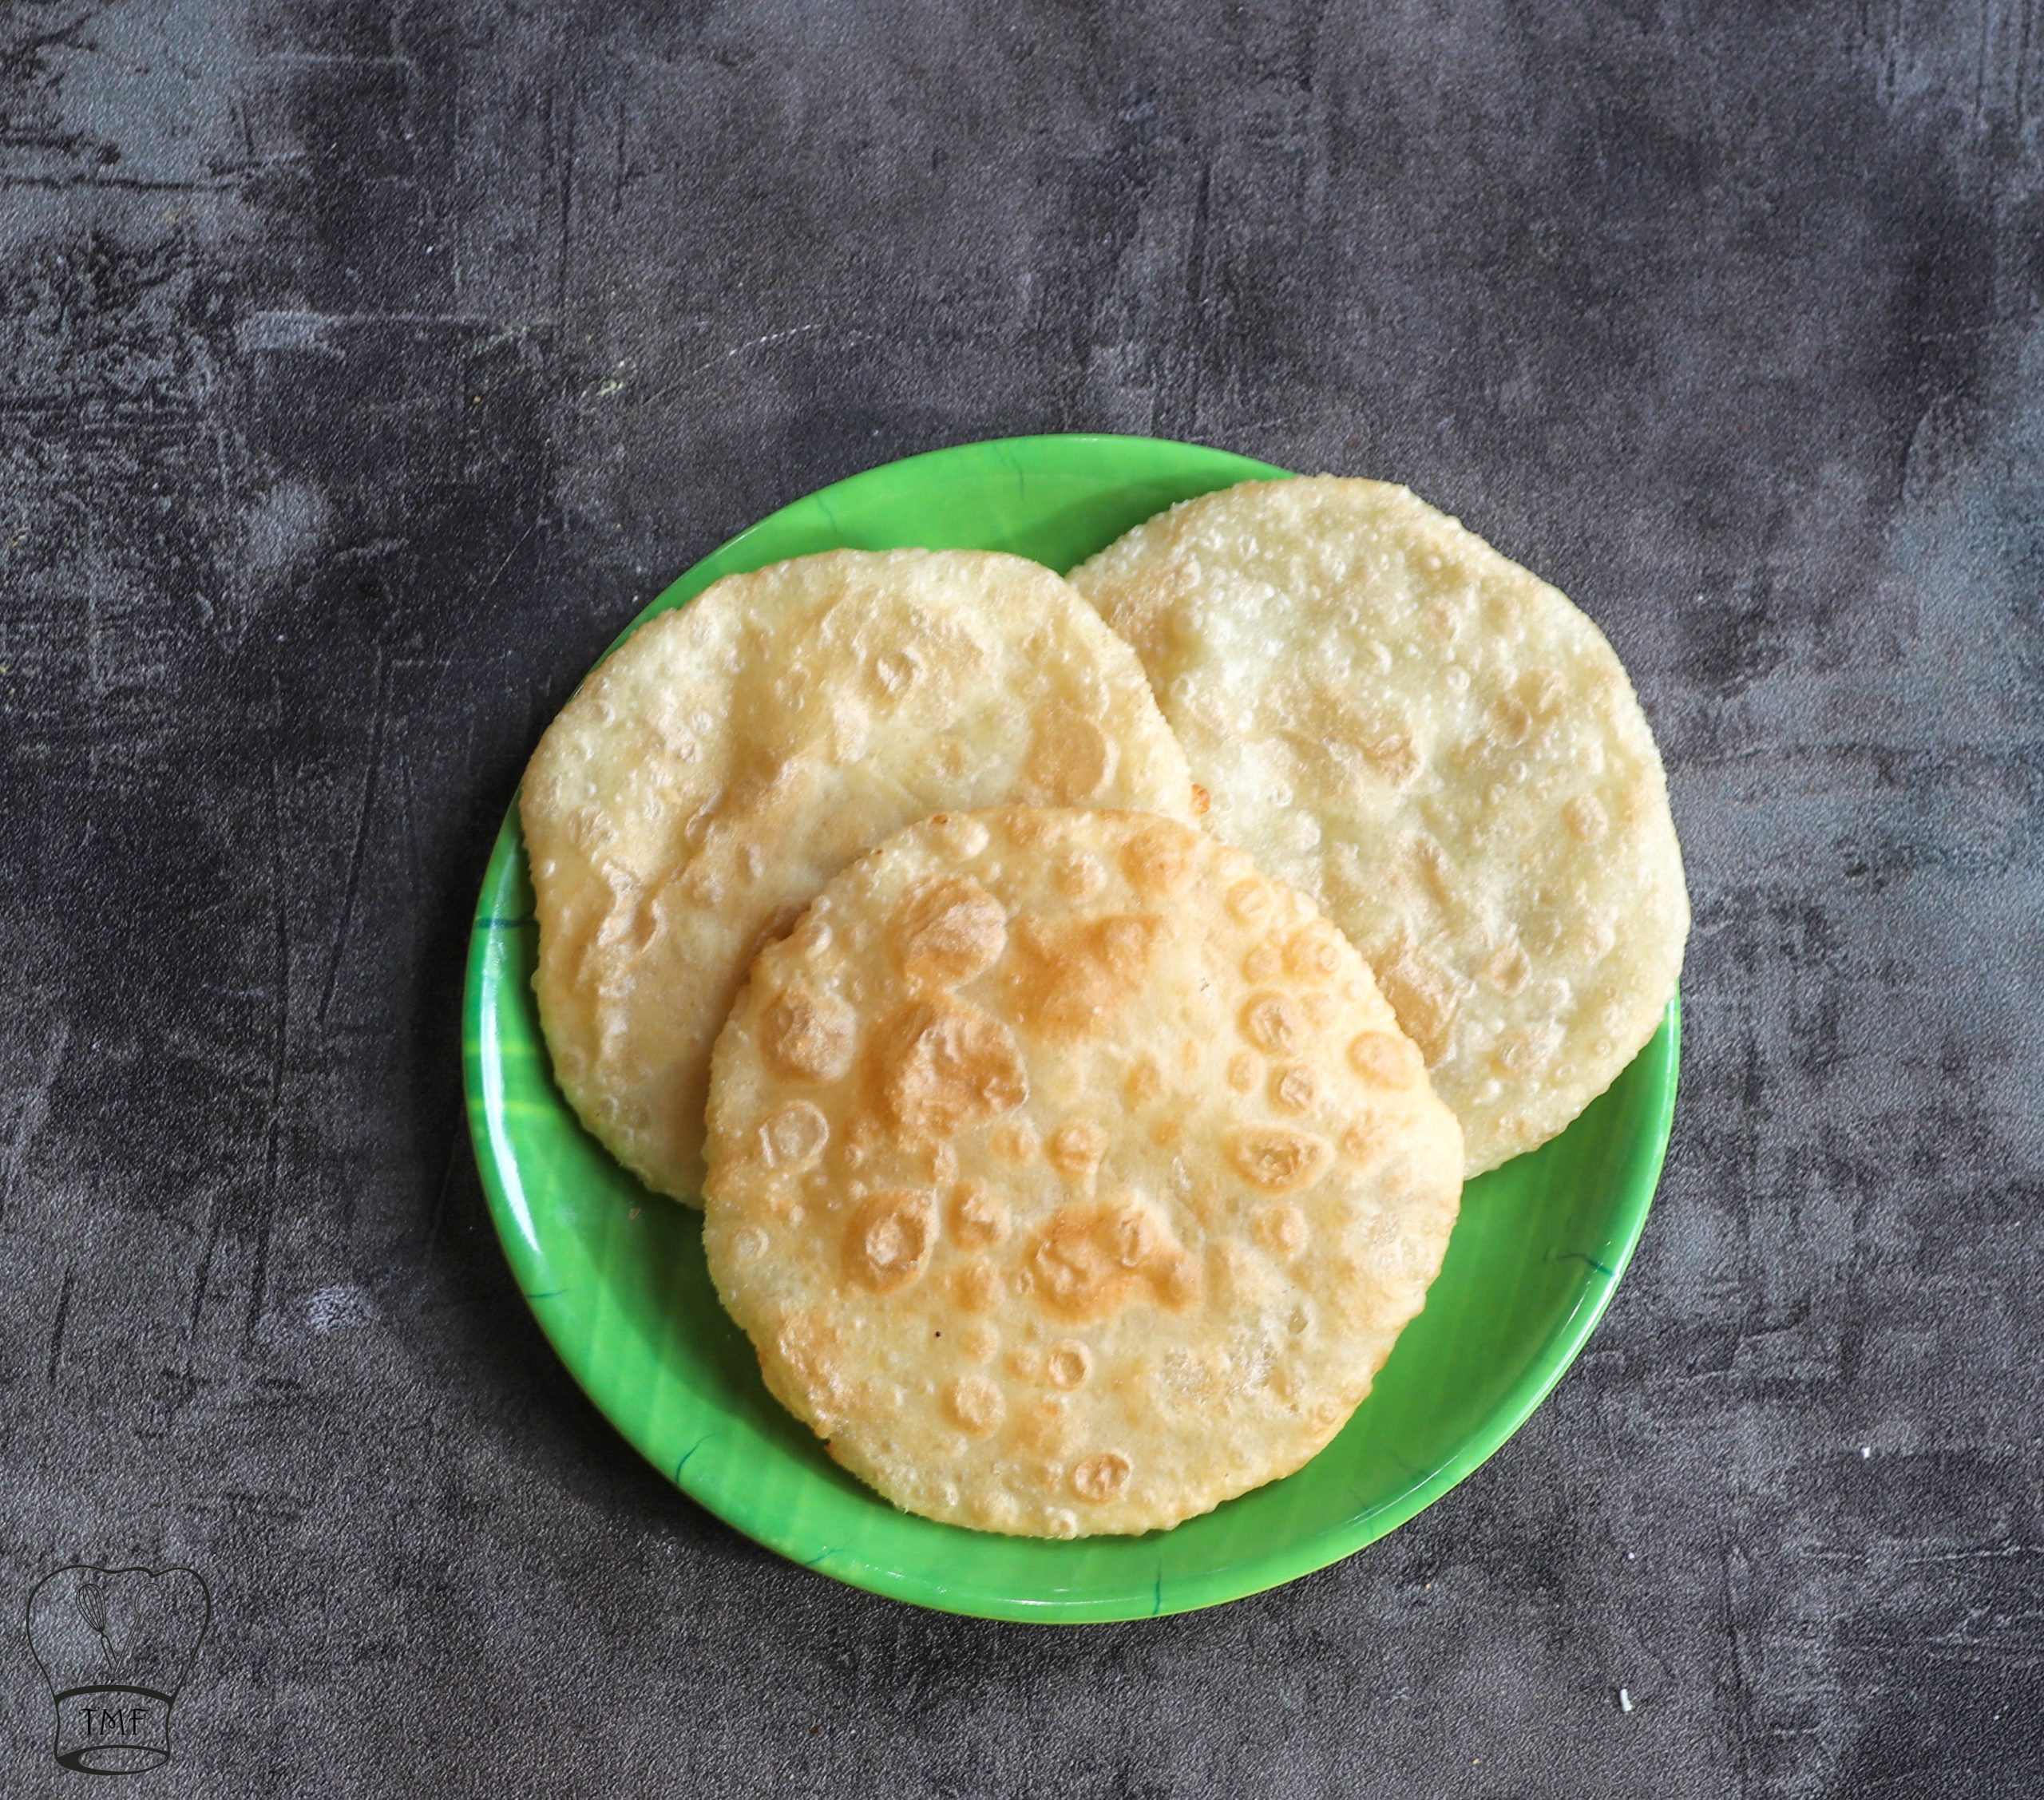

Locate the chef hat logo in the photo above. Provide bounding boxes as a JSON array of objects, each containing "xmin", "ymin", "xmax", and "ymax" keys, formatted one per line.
[{"xmin": 26, "ymin": 1565, "xmax": 209, "ymax": 1774}]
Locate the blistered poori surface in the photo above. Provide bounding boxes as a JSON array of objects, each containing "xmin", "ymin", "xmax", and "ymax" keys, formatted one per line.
[
  {"xmin": 1070, "ymin": 477, "xmax": 1688, "ymax": 1175},
  {"xmin": 520, "ymin": 550, "xmax": 1197, "ymax": 1202},
  {"xmin": 703, "ymin": 809, "xmax": 1464, "ymax": 1537}
]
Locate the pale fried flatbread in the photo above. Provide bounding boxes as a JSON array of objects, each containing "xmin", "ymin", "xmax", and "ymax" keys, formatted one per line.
[
  {"xmin": 1071, "ymin": 478, "xmax": 1688, "ymax": 1175},
  {"xmin": 703, "ymin": 809, "xmax": 1463, "ymax": 1537},
  {"xmin": 521, "ymin": 551, "xmax": 1197, "ymax": 1202}
]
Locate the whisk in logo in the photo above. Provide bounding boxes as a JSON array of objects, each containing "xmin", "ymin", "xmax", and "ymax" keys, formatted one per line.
[{"xmin": 25, "ymin": 1565, "xmax": 210, "ymax": 1774}]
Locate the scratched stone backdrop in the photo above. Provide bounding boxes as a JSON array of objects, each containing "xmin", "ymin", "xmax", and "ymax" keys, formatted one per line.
[{"xmin": 0, "ymin": 1, "xmax": 2040, "ymax": 1794}]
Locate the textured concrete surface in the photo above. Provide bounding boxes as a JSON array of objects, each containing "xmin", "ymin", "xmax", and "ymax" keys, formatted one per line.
[{"xmin": 2, "ymin": 2, "xmax": 2042, "ymax": 1794}]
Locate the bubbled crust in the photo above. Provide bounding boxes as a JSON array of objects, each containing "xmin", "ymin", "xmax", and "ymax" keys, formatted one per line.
[
  {"xmin": 518, "ymin": 550, "xmax": 1198, "ymax": 1204},
  {"xmin": 1070, "ymin": 477, "xmax": 1689, "ymax": 1176},
  {"xmin": 703, "ymin": 809, "xmax": 1464, "ymax": 1537}
]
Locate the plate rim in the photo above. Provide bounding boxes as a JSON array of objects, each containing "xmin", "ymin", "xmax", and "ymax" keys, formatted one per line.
[{"xmin": 462, "ymin": 430, "xmax": 1681, "ymax": 1624}]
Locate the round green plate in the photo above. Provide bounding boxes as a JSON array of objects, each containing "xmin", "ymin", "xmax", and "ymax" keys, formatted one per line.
[{"xmin": 464, "ymin": 433, "xmax": 1679, "ymax": 1624}]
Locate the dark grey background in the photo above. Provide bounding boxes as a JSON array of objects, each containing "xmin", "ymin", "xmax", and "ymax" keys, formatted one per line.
[{"xmin": 2, "ymin": 1, "xmax": 2038, "ymax": 1794}]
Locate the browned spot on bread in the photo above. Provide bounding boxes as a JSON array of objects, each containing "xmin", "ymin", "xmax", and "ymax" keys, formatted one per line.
[
  {"xmin": 1241, "ymin": 992, "xmax": 1305, "ymax": 1056},
  {"xmin": 1071, "ymin": 1450, "xmax": 1133, "ymax": 1503},
  {"xmin": 876, "ymin": 999, "xmax": 1028, "ymax": 1135},
  {"xmin": 1053, "ymin": 851, "xmax": 1107, "ymax": 900},
  {"xmin": 843, "ymin": 1189, "xmax": 936, "ymax": 1292},
  {"xmin": 1517, "ymin": 667, "xmax": 1565, "ymax": 722},
  {"xmin": 1046, "ymin": 1119, "xmax": 1109, "ymax": 1186},
  {"xmin": 1285, "ymin": 923, "xmax": 1345, "ymax": 983},
  {"xmin": 1563, "ymin": 793, "xmax": 1609, "ymax": 842},
  {"xmin": 893, "ymin": 875, "xmax": 1008, "ymax": 987},
  {"xmin": 1226, "ymin": 1128, "xmax": 1333, "ymax": 1193},
  {"xmin": 1046, "ymin": 1341, "xmax": 1092, "ymax": 1389},
  {"xmin": 1270, "ymin": 1066, "xmax": 1319, "ymax": 1115},
  {"xmin": 949, "ymin": 1259, "xmax": 1002, "ymax": 1312},
  {"xmin": 759, "ymin": 1101, "xmax": 830, "ymax": 1167},
  {"xmin": 1123, "ymin": 1055, "xmax": 1165, "ymax": 1106},
  {"xmin": 1022, "ymin": 702, "xmax": 1118, "ymax": 803},
  {"xmin": 949, "ymin": 1181, "xmax": 1012, "ymax": 1248},
  {"xmin": 989, "ymin": 1118, "xmax": 1039, "ymax": 1162},
  {"xmin": 762, "ymin": 985, "xmax": 857, "ymax": 1082},
  {"xmin": 770, "ymin": 1311, "xmax": 854, "ymax": 1431},
  {"xmin": 1014, "ymin": 1395, "xmax": 1078, "ymax": 1457},
  {"xmin": 1119, "ymin": 823, "xmax": 1194, "ymax": 896},
  {"xmin": 1004, "ymin": 915, "xmax": 1164, "ymax": 1041},
  {"xmin": 1242, "ymin": 941, "xmax": 1283, "ymax": 982},
  {"xmin": 945, "ymin": 1374, "xmax": 1005, "ymax": 1436},
  {"xmin": 1227, "ymin": 878, "xmax": 1272, "ymax": 924},
  {"xmin": 1349, "ymin": 1031, "xmax": 1419, "ymax": 1087},
  {"xmin": 1341, "ymin": 1117, "xmax": 1388, "ymax": 1161},
  {"xmin": 1254, "ymin": 1202, "xmax": 1309, "ymax": 1256},
  {"xmin": 1375, "ymin": 946, "xmax": 1467, "ymax": 1066},
  {"xmin": 1024, "ymin": 1198, "xmax": 1202, "ymax": 1321}
]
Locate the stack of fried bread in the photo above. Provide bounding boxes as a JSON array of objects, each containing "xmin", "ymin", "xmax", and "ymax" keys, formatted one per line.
[{"xmin": 519, "ymin": 478, "xmax": 1688, "ymax": 1538}]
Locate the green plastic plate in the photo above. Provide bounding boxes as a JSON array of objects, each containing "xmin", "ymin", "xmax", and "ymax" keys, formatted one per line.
[{"xmin": 464, "ymin": 433, "xmax": 1679, "ymax": 1623}]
